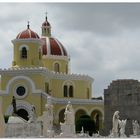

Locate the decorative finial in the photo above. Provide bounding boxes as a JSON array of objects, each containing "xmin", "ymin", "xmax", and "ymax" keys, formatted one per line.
[
  {"xmin": 27, "ymin": 21, "xmax": 30, "ymax": 29},
  {"xmin": 45, "ymin": 11, "xmax": 48, "ymax": 21}
]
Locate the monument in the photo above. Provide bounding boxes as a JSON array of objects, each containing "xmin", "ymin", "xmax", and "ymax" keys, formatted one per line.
[
  {"xmin": 28, "ymin": 105, "xmax": 37, "ymax": 123},
  {"xmin": 109, "ymin": 111, "xmax": 127, "ymax": 138},
  {"xmin": 42, "ymin": 96, "xmax": 54, "ymax": 137},
  {"xmin": 60, "ymin": 101, "xmax": 76, "ymax": 137},
  {"xmin": 132, "ymin": 120, "xmax": 140, "ymax": 136},
  {"xmin": 119, "ymin": 119, "xmax": 127, "ymax": 138},
  {"xmin": 111, "ymin": 111, "xmax": 120, "ymax": 137}
]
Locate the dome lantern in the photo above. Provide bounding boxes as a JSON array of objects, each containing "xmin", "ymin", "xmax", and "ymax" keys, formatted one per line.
[{"xmin": 41, "ymin": 12, "xmax": 51, "ymax": 37}]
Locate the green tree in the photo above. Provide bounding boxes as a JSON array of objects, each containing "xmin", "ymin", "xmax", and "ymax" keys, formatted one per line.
[{"xmin": 4, "ymin": 115, "xmax": 10, "ymax": 123}]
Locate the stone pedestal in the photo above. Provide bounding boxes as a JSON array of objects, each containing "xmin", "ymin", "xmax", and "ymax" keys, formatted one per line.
[
  {"xmin": 60, "ymin": 123, "xmax": 75, "ymax": 137},
  {"xmin": 46, "ymin": 130, "xmax": 54, "ymax": 138}
]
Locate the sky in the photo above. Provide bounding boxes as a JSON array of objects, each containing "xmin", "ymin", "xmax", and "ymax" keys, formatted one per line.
[{"xmin": 1, "ymin": 3, "xmax": 140, "ymax": 97}]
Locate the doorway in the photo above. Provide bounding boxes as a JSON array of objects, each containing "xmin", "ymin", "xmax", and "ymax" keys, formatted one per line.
[{"xmin": 17, "ymin": 109, "xmax": 29, "ymax": 121}]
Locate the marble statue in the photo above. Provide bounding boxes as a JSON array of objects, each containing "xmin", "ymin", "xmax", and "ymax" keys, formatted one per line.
[
  {"xmin": 28, "ymin": 105, "xmax": 37, "ymax": 123},
  {"xmin": 0, "ymin": 97, "xmax": 5, "ymax": 137},
  {"xmin": 111, "ymin": 111, "xmax": 120, "ymax": 137},
  {"xmin": 132, "ymin": 120, "xmax": 140, "ymax": 136},
  {"xmin": 119, "ymin": 119, "xmax": 127, "ymax": 138},
  {"xmin": 60, "ymin": 101, "xmax": 75, "ymax": 137},
  {"xmin": 43, "ymin": 96, "xmax": 54, "ymax": 137},
  {"xmin": 64, "ymin": 101, "xmax": 75, "ymax": 125}
]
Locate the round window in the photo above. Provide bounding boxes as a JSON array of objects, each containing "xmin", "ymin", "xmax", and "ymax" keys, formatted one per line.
[{"xmin": 16, "ymin": 86, "xmax": 26, "ymax": 96}]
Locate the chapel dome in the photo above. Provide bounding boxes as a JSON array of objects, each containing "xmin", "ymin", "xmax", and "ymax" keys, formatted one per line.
[
  {"xmin": 41, "ymin": 37, "xmax": 68, "ymax": 56},
  {"xmin": 16, "ymin": 23, "xmax": 40, "ymax": 39},
  {"xmin": 41, "ymin": 15, "xmax": 68, "ymax": 56}
]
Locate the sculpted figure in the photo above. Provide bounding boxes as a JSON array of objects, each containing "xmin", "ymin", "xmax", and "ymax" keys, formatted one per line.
[
  {"xmin": 64, "ymin": 101, "xmax": 74, "ymax": 125},
  {"xmin": 112, "ymin": 111, "xmax": 120, "ymax": 137},
  {"xmin": 119, "ymin": 119, "xmax": 127, "ymax": 137},
  {"xmin": 28, "ymin": 105, "xmax": 37, "ymax": 123},
  {"xmin": 132, "ymin": 120, "xmax": 140, "ymax": 136},
  {"xmin": 60, "ymin": 101, "xmax": 75, "ymax": 136},
  {"xmin": 45, "ymin": 96, "xmax": 53, "ymax": 129},
  {"xmin": 43, "ymin": 96, "xmax": 54, "ymax": 137}
]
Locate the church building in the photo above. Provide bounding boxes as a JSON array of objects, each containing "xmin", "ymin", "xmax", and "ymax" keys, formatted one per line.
[{"xmin": 0, "ymin": 14, "xmax": 104, "ymax": 129}]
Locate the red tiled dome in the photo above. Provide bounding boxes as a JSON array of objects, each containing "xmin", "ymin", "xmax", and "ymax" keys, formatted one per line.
[
  {"xmin": 16, "ymin": 28, "xmax": 40, "ymax": 39},
  {"xmin": 42, "ymin": 37, "xmax": 68, "ymax": 56}
]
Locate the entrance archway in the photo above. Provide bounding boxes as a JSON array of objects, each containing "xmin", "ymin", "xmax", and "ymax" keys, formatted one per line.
[
  {"xmin": 59, "ymin": 109, "xmax": 65, "ymax": 123},
  {"xmin": 91, "ymin": 110, "xmax": 103, "ymax": 131},
  {"xmin": 17, "ymin": 109, "xmax": 29, "ymax": 121},
  {"xmin": 75, "ymin": 109, "xmax": 87, "ymax": 122}
]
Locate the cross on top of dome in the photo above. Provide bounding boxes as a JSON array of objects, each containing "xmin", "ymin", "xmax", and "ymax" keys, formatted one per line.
[
  {"xmin": 45, "ymin": 11, "xmax": 48, "ymax": 21},
  {"xmin": 27, "ymin": 21, "xmax": 30, "ymax": 29}
]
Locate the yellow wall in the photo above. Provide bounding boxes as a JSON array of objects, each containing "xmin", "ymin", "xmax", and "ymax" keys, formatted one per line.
[
  {"xmin": 42, "ymin": 58, "xmax": 69, "ymax": 74},
  {"xmin": 12, "ymin": 42, "xmax": 43, "ymax": 67},
  {"xmin": 0, "ymin": 74, "xmax": 48, "ymax": 116},
  {"xmin": 51, "ymin": 79, "xmax": 92, "ymax": 99}
]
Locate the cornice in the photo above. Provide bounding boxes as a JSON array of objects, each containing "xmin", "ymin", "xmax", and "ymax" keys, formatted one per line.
[
  {"xmin": 12, "ymin": 38, "xmax": 43, "ymax": 46},
  {"xmin": 40, "ymin": 91, "xmax": 104, "ymax": 105},
  {"xmin": 0, "ymin": 67, "xmax": 94, "ymax": 82},
  {"xmin": 42, "ymin": 55, "xmax": 70, "ymax": 61}
]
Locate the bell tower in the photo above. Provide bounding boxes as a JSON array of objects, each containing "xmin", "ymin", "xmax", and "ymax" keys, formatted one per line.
[{"xmin": 12, "ymin": 22, "xmax": 43, "ymax": 68}]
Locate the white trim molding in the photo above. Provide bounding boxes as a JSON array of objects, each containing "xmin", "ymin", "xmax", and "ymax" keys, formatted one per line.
[
  {"xmin": 0, "ymin": 76, "xmax": 36, "ymax": 95},
  {"xmin": 19, "ymin": 45, "xmax": 29, "ymax": 50},
  {"xmin": 42, "ymin": 55, "xmax": 69, "ymax": 62},
  {"xmin": 89, "ymin": 107, "xmax": 104, "ymax": 117},
  {"xmin": 41, "ymin": 91, "xmax": 103, "ymax": 105},
  {"xmin": 12, "ymin": 38, "xmax": 43, "ymax": 46},
  {"xmin": 13, "ymin": 84, "xmax": 28, "ymax": 99},
  {"xmin": 75, "ymin": 106, "xmax": 89, "ymax": 115},
  {"xmin": 0, "ymin": 67, "xmax": 94, "ymax": 82}
]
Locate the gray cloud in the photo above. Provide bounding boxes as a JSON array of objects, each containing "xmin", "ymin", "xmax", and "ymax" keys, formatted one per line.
[
  {"xmin": 44, "ymin": 3, "xmax": 140, "ymax": 36},
  {"xmin": 1, "ymin": 3, "xmax": 140, "ymax": 97}
]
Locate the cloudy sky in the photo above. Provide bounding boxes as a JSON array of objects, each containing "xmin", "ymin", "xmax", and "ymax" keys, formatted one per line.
[{"xmin": 1, "ymin": 3, "xmax": 140, "ymax": 97}]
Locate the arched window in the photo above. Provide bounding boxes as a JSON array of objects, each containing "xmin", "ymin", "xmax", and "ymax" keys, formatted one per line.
[
  {"xmin": 63, "ymin": 82, "xmax": 74, "ymax": 97},
  {"xmin": 69, "ymin": 85, "xmax": 73, "ymax": 97},
  {"xmin": 21, "ymin": 47, "xmax": 27, "ymax": 59},
  {"xmin": 54, "ymin": 63, "xmax": 60, "ymax": 73},
  {"xmin": 45, "ymin": 82, "xmax": 49, "ymax": 93},
  {"xmin": 64, "ymin": 85, "xmax": 68, "ymax": 97}
]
